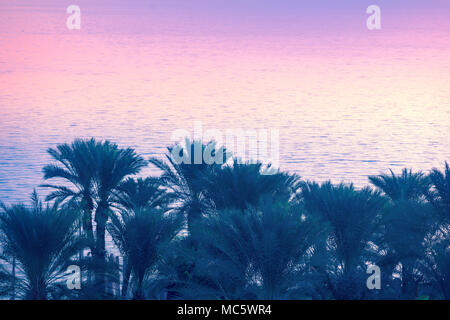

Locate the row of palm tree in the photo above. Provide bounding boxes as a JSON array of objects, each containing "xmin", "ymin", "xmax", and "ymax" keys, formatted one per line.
[{"xmin": 0, "ymin": 138, "xmax": 448, "ymax": 299}]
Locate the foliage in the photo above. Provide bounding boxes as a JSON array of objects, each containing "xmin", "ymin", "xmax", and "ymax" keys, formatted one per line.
[
  {"xmin": 0, "ymin": 192, "xmax": 86, "ymax": 299},
  {"xmin": 107, "ymin": 208, "xmax": 183, "ymax": 299},
  {"xmin": 178, "ymin": 198, "xmax": 318, "ymax": 299},
  {"xmin": 1, "ymin": 138, "xmax": 449, "ymax": 300},
  {"xmin": 299, "ymin": 181, "xmax": 386, "ymax": 299}
]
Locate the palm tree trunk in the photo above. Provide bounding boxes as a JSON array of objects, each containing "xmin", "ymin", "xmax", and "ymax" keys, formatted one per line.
[
  {"xmin": 11, "ymin": 257, "xmax": 16, "ymax": 300},
  {"xmin": 121, "ymin": 258, "xmax": 131, "ymax": 298},
  {"xmin": 133, "ymin": 277, "xmax": 145, "ymax": 300},
  {"xmin": 94, "ymin": 205, "xmax": 108, "ymax": 296},
  {"xmin": 31, "ymin": 280, "xmax": 47, "ymax": 300},
  {"xmin": 83, "ymin": 199, "xmax": 96, "ymax": 287},
  {"xmin": 78, "ymin": 217, "xmax": 83, "ymax": 261},
  {"xmin": 83, "ymin": 197, "xmax": 95, "ymax": 252}
]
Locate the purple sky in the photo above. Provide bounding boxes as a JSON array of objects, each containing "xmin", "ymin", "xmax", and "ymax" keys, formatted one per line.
[
  {"xmin": 3, "ymin": 0, "xmax": 449, "ymax": 11},
  {"xmin": 2, "ymin": 0, "xmax": 449, "ymax": 36}
]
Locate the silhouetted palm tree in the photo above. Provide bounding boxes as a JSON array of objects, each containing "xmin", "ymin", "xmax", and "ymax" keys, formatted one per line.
[
  {"xmin": 107, "ymin": 208, "xmax": 182, "ymax": 299},
  {"xmin": 112, "ymin": 177, "xmax": 174, "ymax": 296},
  {"xmin": 149, "ymin": 139, "xmax": 228, "ymax": 235},
  {"xmin": 0, "ymin": 193, "xmax": 85, "ymax": 300},
  {"xmin": 41, "ymin": 139, "xmax": 97, "ymax": 249},
  {"xmin": 427, "ymin": 162, "xmax": 450, "ymax": 226},
  {"xmin": 423, "ymin": 162, "xmax": 450, "ymax": 299},
  {"xmin": 370, "ymin": 167, "xmax": 447, "ymax": 297},
  {"xmin": 204, "ymin": 160, "xmax": 300, "ymax": 212},
  {"xmin": 369, "ymin": 168, "xmax": 429, "ymax": 202},
  {"xmin": 181, "ymin": 198, "xmax": 318, "ymax": 299},
  {"xmin": 379, "ymin": 200, "xmax": 433, "ymax": 298},
  {"xmin": 114, "ymin": 177, "xmax": 172, "ymax": 212},
  {"xmin": 300, "ymin": 181, "xmax": 386, "ymax": 299},
  {"xmin": 42, "ymin": 138, "xmax": 146, "ymax": 294},
  {"xmin": 421, "ymin": 238, "xmax": 450, "ymax": 299}
]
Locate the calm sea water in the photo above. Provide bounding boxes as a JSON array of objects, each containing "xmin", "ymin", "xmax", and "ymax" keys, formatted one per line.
[{"xmin": 1, "ymin": 3, "xmax": 450, "ymax": 205}]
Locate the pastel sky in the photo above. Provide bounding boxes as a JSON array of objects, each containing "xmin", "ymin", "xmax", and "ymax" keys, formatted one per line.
[
  {"xmin": 1, "ymin": 0, "xmax": 449, "ymax": 35},
  {"xmin": 3, "ymin": 0, "xmax": 449, "ymax": 9}
]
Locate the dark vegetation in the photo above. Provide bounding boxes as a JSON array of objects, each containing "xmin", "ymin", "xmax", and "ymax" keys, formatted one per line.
[{"xmin": 0, "ymin": 138, "xmax": 448, "ymax": 300}]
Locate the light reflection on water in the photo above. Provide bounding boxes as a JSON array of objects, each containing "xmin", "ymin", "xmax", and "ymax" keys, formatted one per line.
[{"xmin": 0, "ymin": 5, "xmax": 449, "ymax": 209}]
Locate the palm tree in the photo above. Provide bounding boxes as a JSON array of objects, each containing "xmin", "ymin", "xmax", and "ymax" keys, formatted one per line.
[
  {"xmin": 0, "ymin": 200, "xmax": 13, "ymax": 298},
  {"xmin": 369, "ymin": 168, "xmax": 430, "ymax": 202},
  {"xmin": 0, "ymin": 264, "xmax": 10, "ymax": 298},
  {"xmin": 112, "ymin": 177, "xmax": 173, "ymax": 295},
  {"xmin": 0, "ymin": 193, "xmax": 85, "ymax": 300},
  {"xmin": 41, "ymin": 139, "xmax": 97, "ymax": 249},
  {"xmin": 379, "ymin": 200, "xmax": 433, "ymax": 298},
  {"xmin": 204, "ymin": 160, "xmax": 300, "ymax": 212},
  {"xmin": 299, "ymin": 181, "xmax": 386, "ymax": 299},
  {"xmin": 42, "ymin": 138, "xmax": 147, "ymax": 294},
  {"xmin": 114, "ymin": 177, "xmax": 172, "ymax": 212},
  {"xmin": 369, "ymin": 168, "xmax": 446, "ymax": 298},
  {"xmin": 421, "ymin": 238, "xmax": 450, "ymax": 299},
  {"xmin": 427, "ymin": 162, "xmax": 450, "ymax": 226},
  {"xmin": 423, "ymin": 162, "xmax": 450, "ymax": 299},
  {"xmin": 182, "ymin": 198, "xmax": 318, "ymax": 299},
  {"xmin": 149, "ymin": 139, "xmax": 228, "ymax": 235},
  {"xmin": 107, "ymin": 208, "xmax": 183, "ymax": 299}
]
